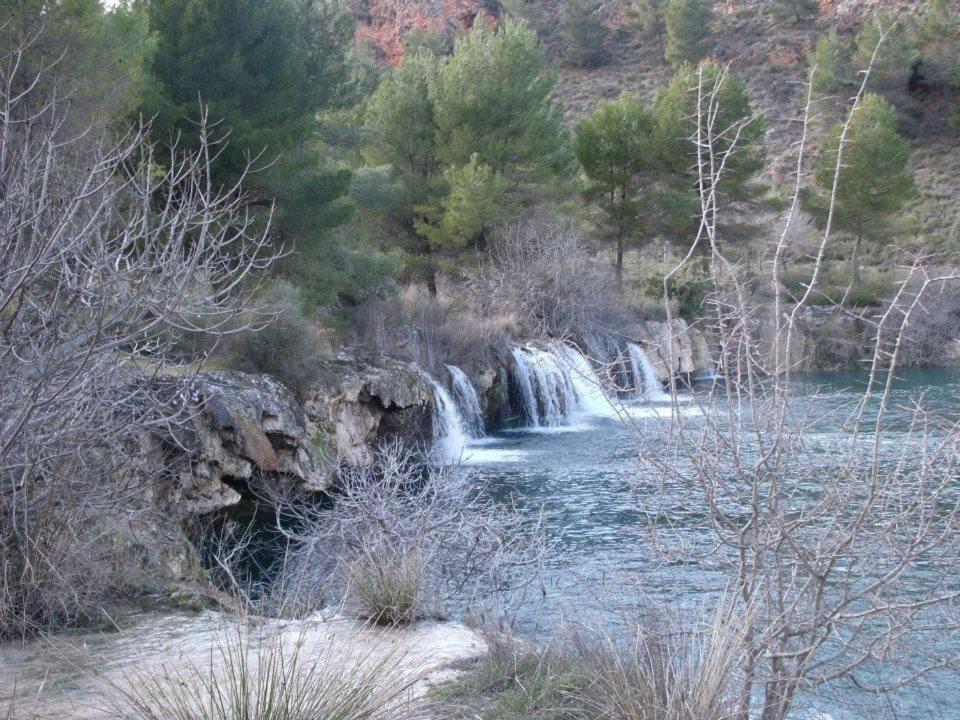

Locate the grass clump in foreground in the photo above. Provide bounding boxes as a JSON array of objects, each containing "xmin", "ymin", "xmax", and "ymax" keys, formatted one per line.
[
  {"xmin": 106, "ymin": 623, "xmax": 425, "ymax": 720},
  {"xmin": 435, "ymin": 606, "xmax": 748, "ymax": 720},
  {"xmin": 345, "ymin": 548, "xmax": 424, "ymax": 626}
]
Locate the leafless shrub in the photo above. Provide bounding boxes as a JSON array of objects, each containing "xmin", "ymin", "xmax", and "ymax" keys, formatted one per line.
[
  {"xmin": 469, "ymin": 219, "xmax": 619, "ymax": 338},
  {"xmin": 575, "ymin": 602, "xmax": 751, "ymax": 720},
  {"xmin": 0, "ymin": 35, "xmax": 279, "ymax": 637},
  {"xmin": 260, "ymin": 441, "xmax": 547, "ymax": 624},
  {"xmin": 885, "ymin": 274, "xmax": 960, "ymax": 367},
  {"xmin": 638, "ymin": 36, "xmax": 960, "ymax": 720},
  {"xmin": 351, "ymin": 285, "xmax": 516, "ymax": 376}
]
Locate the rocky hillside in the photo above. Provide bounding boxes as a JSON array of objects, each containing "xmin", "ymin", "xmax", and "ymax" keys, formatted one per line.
[{"xmin": 350, "ymin": 0, "xmax": 958, "ymax": 251}]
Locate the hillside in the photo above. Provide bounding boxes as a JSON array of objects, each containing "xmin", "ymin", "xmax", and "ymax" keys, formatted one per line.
[{"xmin": 350, "ymin": 0, "xmax": 959, "ymax": 253}]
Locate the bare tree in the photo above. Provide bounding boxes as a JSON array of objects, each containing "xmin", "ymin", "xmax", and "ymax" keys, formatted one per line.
[
  {"xmin": 469, "ymin": 219, "xmax": 618, "ymax": 338},
  {"xmin": 636, "ymin": 28, "xmax": 960, "ymax": 720},
  {"xmin": 0, "ymin": 34, "xmax": 280, "ymax": 636},
  {"xmin": 254, "ymin": 441, "xmax": 548, "ymax": 624}
]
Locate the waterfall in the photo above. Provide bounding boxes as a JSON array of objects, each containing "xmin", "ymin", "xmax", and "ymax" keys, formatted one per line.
[
  {"xmin": 554, "ymin": 343, "xmax": 618, "ymax": 417},
  {"xmin": 446, "ymin": 365, "xmax": 484, "ymax": 438},
  {"xmin": 511, "ymin": 347, "xmax": 541, "ymax": 426},
  {"xmin": 510, "ymin": 343, "xmax": 617, "ymax": 426},
  {"xmin": 426, "ymin": 376, "xmax": 469, "ymax": 461},
  {"xmin": 627, "ymin": 343, "xmax": 669, "ymax": 402}
]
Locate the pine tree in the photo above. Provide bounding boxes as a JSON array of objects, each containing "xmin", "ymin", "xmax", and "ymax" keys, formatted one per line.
[
  {"xmin": 366, "ymin": 51, "xmax": 441, "ymax": 186},
  {"xmin": 918, "ymin": 0, "xmax": 960, "ymax": 87},
  {"xmin": 365, "ymin": 20, "xmax": 571, "ymax": 291},
  {"xmin": 854, "ymin": 10, "xmax": 919, "ymax": 91},
  {"xmin": 414, "ymin": 155, "xmax": 509, "ymax": 269},
  {"xmin": 811, "ymin": 94, "xmax": 916, "ymax": 287},
  {"xmin": 575, "ymin": 94, "xmax": 659, "ymax": 284},
  {"xmin": 431, "ymin": 19, "xmax": 572, "ymax": 182},
  {"xmin": 772, "ymin": 0, "xmax": 817, "ymax": 23},
  {"xmin": 0, "ymin": 0, "xmax": 155, "ymax": 129},
  {"xmin": 664, "ymin": 0, "xmax": 713, "ymax": 68},
  {"xmin": 563, "ymin": 0, "xmax": 610, "ymax": 68},
  {"xmin": 653, "ymin": 62, "xmax": 766, "ymax": 246},
  {"xmin": 807, "ymin": 29, "xmax": 855, "ymax": 97},
  {"xmin": 142, "ymin": 0, "xmax": 358, "ymax": 305},
  {"xmin": 630, "ymin": 0, "xmax": 668, "ymax": 60}
]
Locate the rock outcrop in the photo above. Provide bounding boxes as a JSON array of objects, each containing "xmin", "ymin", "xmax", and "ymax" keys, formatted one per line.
[
  {"xmin": 633, "ymin": 320, "xmax": 714, "ymax": 380},
  {"xmin": 350, "ymin": 0, "xmax": 495, "ymax": 65},
  {"xmin": 152, "ymin": 356, "xmax": 439, "ymax": 516},
  {"xmin": 305, "ymin": 353, "xmax": 435, "ymax": 468},
  {"xmin": 156, "ymin": 371, "xmax": 321, "ymax": 516}
]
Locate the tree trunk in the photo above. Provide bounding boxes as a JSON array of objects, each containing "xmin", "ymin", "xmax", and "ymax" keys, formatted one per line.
[
  {"xmin": 614, "ymin": 187, "xmax": 625, "ymax": 287},
  {"xmin": 850, "ymin": 235, "xmax": 862, "ymax": 289},
  {"xmin": 615, "ymin": 234, "xmax": 624, "ymax": 287}
]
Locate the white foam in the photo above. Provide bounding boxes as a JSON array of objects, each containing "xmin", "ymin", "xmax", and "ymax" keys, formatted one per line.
[{"xmin": 461, "ymin": 447, "xmax": 525, "ymax": 463}]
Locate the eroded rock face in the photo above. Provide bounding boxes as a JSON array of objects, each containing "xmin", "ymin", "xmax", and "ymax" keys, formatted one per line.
[
  {"xmin": 350, "ymin": 0, "xmax": 495, "ymax": 65},
  {"xmin": 635, "ymin": 320, "xmax": 713, "ymax": 379},
  {"xmin": 150, "ymin": 356, "xmax": 437, "ymax": 517},
  {"xmin": 305, "ymin": 353, "xmax": 434, "ymax": 468},
  {"xmin": 156, "ymin": 371, "xmax": 321, "ymax": 516}
]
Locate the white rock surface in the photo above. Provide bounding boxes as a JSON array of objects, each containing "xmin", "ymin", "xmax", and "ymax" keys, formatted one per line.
[{"xmin": 0, "ymin": 611, "xmax": 485, "ymax": 719}]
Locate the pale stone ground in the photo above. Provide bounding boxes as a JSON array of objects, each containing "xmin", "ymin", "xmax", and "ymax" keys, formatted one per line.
[{"xmin": 0, "ymin": 610, "xmax": 486, "ymax": 719}]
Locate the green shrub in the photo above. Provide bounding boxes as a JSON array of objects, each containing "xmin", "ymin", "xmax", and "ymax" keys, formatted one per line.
[
  {"xmin": 642, "ymin": 271, "xmax": 710, "ymax": 319},
  {"xmin": 223, "ymin": 282, "xmax": 325, "ymax": 402},
  {"xmin": 779, "ymin": 266, "xmax": 895, "ymax": 307},
  {"xmin": 563, "ymin": 0, "xmax": 609, "ymax": 68}
]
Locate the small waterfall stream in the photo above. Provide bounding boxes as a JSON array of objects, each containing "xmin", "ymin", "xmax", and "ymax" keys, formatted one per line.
[
  {"xmin": 426, "ymin": 376, "xmax": 469, "ymax": 461},
  {"xmin": 627, "ymin": 343, "xmax": 669, "ymax": 401},
  {"xmin": 510, "ymin": 343, "xmax": 617, "ymax": 426},
  {"xmin": 446, "ymin": 365, "xmax": 484, "ymax": 438},
  {"xmin": 511, "ymin": 347, "xmax": 542, "ymax": 426},
  {"xmin": 431, "ymin": 341, "xmax": 672, "ymax": 455}
]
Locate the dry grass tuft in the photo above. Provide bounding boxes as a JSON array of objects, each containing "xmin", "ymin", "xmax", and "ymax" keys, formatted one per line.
[{"xmin": 107, "ymin": 623, "xmax": 426, "ymax": 720}]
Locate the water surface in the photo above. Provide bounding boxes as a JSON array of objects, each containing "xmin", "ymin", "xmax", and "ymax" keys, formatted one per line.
[{"xmin": 467, "ymin": 369, "xmax": 960, "ymax": 720}]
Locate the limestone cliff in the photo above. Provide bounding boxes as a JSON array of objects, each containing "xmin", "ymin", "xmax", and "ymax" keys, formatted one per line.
[
  {"xmin": 153, "ymin": 356, "xmax": 436, "ymax": 516},
  {"xmin": 305, "ymin": 353, "xmax": 434, "ymax": 466}
]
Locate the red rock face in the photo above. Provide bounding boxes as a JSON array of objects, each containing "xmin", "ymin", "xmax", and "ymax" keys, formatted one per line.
[{"xmin": 351, "ymin": 0, "xmax": 497, "ymax": 65}]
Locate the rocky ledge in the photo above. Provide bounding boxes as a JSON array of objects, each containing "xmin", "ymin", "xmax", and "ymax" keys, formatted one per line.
[{"xmin": 154, "ymin": 355, "xmax": 436, "ymax": 516}]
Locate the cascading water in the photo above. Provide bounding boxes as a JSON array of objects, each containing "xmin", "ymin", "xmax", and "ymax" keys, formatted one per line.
[
  {"xmin": 446, "ymin": 365, "xmax": 484, "ymax": 438},
  {"xmin": 510, "ymin": 343, "xmax": 618, "ymax": 426},
  {"xmin": 511, "ymin": 347, "xmax": 542, "ymax": 426},
  {"xmin": 627, "ymin": 343, "xmax": 669, "ymax": 402},
  {"xmin": 426, "ymin": 376, "xmax": 469, "ymax": 461},
  {"xmin": 554, "ymin": 343, "xmax": 618, "ymax": 417}
]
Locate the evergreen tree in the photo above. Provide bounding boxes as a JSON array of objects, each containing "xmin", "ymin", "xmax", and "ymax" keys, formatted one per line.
[
  {"xmin": 141, "ymin": 0, "xmax": 358, "ymax": 306},
  {"xmin": 366, "ymin": 51, "xmax": 441, "ymax": 187},
  {"xmin": 1, "ymin": 0, "xmax": 156, "ymax": 129},
  {"xmin": 630, "ymin": 0, "xmax": 668, "ymax": 59},
  {"xmin": 431, "ymin": 20, "xmax": 572, "ymax": 182},
  {"xmin": 807, "ymin": 29, "xmax": 855, "ymax": 97},
  {"xmin": 653, "ymin": 62, "xmax": 766, "ymax": 245},
  {"xmin": 575, "ymin": 94, "xmax": 659, "ymax": 284},
  {"xmin": 365, "ymin": 20, "xmax": 571, "ymax": 291},
  {"xmin": 918, "ymin": 0, "xmax": 960, "ymax": 87},
  {"xmin": 143, "ymin": 0, "xmax": 352, "ymax": 190},
  {"xmin": 854, "ymin": 10, "xmax": 919, "ymax": 91},
  {"xmin": 414, "ymin": 155, "xmax": 509, "ymax": 270},
  {"xmin": 772, "ymin": 0, "xmax": 817, "ymax": 23},
  {"xmin": 563, "ymin": 0, "xmax": 610, "ymax": 68},
  {"xmin": 810, "ymin": 93, "xmax": 916, "ymax": 287},
  {"xmin": 365, "ymin": 50, "xmax": 443, "ymax": 290},
  {"xmin": 664, "ymin": 0, "xmax": 713, "ymax": 68}
]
